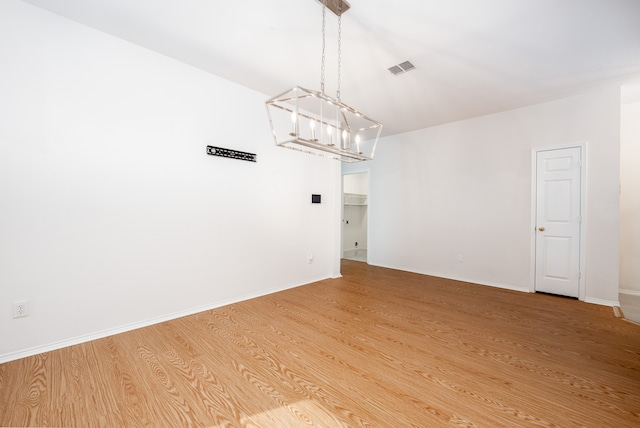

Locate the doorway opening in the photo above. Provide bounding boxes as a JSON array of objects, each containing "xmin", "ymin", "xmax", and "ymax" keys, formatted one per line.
[{"xmin": 342, "ymin": 172, "xmax": 368, "ymax": 262}]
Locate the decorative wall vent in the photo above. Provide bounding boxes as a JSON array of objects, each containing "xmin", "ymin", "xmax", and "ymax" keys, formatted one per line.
[{"xmin": 206, "ymin": 146, "xmax": 257, "ymax": 162}]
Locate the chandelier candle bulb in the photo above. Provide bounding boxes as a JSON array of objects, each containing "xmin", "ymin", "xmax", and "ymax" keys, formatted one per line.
[
  {"xmin": 290, "ymin": 112, "xmax": 298, "ymax": 136},
  {"xmin": 310, "ymin": 119, "xmax": 316, "ymax": 141}
]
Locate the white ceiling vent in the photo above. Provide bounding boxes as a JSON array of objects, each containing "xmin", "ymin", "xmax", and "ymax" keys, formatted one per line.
[{"xmin": 388, "ymin": 60, "xmax": 416, "ymax": 75}]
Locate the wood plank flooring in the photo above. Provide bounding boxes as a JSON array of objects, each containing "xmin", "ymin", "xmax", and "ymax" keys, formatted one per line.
[{"xmin": 1, "ymin": 260, "xmax": 639, "ymax": 427}]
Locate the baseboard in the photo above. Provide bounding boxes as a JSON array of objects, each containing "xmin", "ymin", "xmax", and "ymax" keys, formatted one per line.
[
  {"xmin": 368, "ymin": 262, "xmax": 530, "ymax": 294},
  {"xmin": 0, "ymin": 274, "xmax": 330, "ymax": 365},
  {"xmin": 619, "ymin": 288, "xmax": 640, "ymax": 297},
  {"xmin": 369, "ymin": 262, "xmax": 627, "ymax": 307},
  {"xmin": 584, "ymin": 297, "xmax": 620, "ymax": 307}
]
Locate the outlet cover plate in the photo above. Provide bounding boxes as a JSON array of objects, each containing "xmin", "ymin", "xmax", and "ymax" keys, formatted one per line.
[{"xmin": 13, "ymin": 301, "xmax": 29, "ymax": 318}]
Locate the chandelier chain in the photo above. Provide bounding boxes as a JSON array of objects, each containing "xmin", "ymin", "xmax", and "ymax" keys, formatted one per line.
[
  {"xmin": 320, "ymin": 1, "xmax": 326, "ymax": 94},
  {"xmin": 337, "ymin": 5, "xmax": 342, "ymax": 101}
]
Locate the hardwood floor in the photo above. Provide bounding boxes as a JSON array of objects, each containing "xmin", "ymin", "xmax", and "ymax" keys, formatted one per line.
[{"xmin": 1, "ymin": 260, "xmax": 639, "ymax": 427}]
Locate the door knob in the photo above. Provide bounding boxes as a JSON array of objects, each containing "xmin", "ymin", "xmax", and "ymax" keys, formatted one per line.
[{"xmin": 538, "ymin": 226, "xmax": 545, "ymax": 232}]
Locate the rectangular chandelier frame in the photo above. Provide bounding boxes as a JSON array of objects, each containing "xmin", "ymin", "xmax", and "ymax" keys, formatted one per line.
[{"xmin": 266, "ymin": 86, "xmax": 382, "ymax": 162}]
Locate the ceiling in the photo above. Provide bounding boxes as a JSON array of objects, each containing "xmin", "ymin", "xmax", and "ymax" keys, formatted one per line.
[{"xmin": 21, "ymin": 0, "xmax": 640, "ymax": 137}]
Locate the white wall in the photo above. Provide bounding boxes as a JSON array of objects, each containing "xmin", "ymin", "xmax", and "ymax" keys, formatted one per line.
[
  {"xmin": 342, "ymin": 204, "xmax": 368, "ymax": 252},
  {"xmin": 346, "ymin": 87, "xmax": 621, "ymax": 305},
  {"xmin": 620, "ymin": 100, "xmax": 640, "ymax": 294},
  {"xmin": 343, "ymin": 173, "xmax": 369, "ymax": 195},
  {"xmin": 0, "ymin": 0, "xmax": 340, "ymax": 363}
]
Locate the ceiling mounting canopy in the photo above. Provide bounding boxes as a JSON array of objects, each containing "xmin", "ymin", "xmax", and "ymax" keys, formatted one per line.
[{"xmin": 316, "ymin": 0, "xmax": 350, "ymax": 16}]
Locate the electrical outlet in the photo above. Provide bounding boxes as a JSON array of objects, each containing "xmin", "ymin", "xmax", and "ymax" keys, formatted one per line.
[{"xmin": 13, "ymin": 301, "xmax": 29, "ymax": 318}]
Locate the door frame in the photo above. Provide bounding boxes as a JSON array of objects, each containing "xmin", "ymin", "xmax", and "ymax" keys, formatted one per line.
[{"xmin": 529, "ymin": 142, "xmax": 588, "ymax": 301}]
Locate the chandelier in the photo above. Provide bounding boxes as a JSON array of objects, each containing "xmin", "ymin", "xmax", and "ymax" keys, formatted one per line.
[{"xmin": 265, "ymin": 0, "xmax": 382, "ymax": 162}]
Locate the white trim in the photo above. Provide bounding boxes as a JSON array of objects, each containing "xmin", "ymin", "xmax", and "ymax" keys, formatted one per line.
[
  {"xmin": 530, "ymin": 142, "xmax": 588, "ymax": 301},
  {"xmin": 579, "ymin": 143, "xmax": 588, "ymax": 301},
  {"xmin": 585, "ymin": 297, "xmax": 620, "ymax": 307},
  {"xmin": 529, "ymin": 152, "xmax": 537, "ymax": 292},
  {"xmin": 331, "ymin": 161, "xmax": 343, "ymax": 278},
  {"xmin": 370, "ymin": 262, "xmax": 530, "ymax": 294},
  {"xmin": 620, "ymin": 288, "xmax": 640, "ymax": 297},
  {"xmin": 371, "ymin": 262, "xmax": 620, "ymax": 308},
  {"xmin": 0, "ymin": 274, "xmax": 331, "ymax": 365}
]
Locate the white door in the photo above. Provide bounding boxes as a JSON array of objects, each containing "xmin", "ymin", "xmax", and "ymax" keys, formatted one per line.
[{"xmin": 535, "ymin": 147, "xmax": 582, "ymax": 298}]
